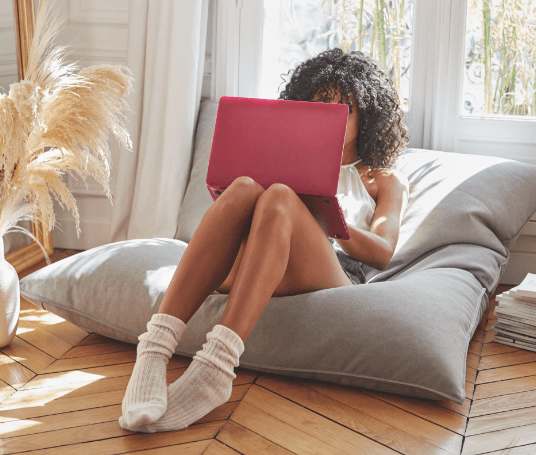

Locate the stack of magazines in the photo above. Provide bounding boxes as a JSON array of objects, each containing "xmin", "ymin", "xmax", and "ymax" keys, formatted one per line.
[{"xmin": 492, "ymin": 273, "xmax": 536, "ymax": 352}]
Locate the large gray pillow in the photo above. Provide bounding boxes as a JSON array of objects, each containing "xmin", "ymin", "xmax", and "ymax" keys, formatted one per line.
[
  {"xmin": 20, "ymin": 238, "xmax": 484, "ymax": 404},
  {"xmin": 19, "ymin": 108, "xmax": 536, "ymax": 404}
]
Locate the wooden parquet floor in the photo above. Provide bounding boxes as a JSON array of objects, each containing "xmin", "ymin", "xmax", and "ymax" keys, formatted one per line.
[{"xmin": 0, "ymin": 250, "xmax": 534, "ymax": 454}]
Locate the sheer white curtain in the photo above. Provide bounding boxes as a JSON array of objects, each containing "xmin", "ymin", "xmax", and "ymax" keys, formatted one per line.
[{"xmin": 108, "ymin": 0, "xmax": 209, "ymax": 242}]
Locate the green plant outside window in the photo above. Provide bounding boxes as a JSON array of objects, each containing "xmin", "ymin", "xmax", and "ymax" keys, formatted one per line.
[
  {"xmin": 319, "ymin": 0, "xmax": 413, "ymax": 110},
  {"xmin": 464, "ymin": 0, "xmax": 536, "ymax": 116},
  {"xmin": 261, "ymin": 0, "xmax": 413, "ymax": 111}
]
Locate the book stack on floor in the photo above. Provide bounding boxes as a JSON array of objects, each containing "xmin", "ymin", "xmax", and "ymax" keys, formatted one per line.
[{"xmin": 492, "ymin": 273, "xmax": 536, "ymax": 352}]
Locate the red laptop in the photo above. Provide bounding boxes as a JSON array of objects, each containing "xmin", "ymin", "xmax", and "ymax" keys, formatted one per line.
[{"xmin": 206, "ymin": 96, "xmax": 351, "ymax": 240}]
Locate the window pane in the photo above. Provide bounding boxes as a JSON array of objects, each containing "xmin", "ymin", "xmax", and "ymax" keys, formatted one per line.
[
  {"xmin": 259, "ymin": 0, "xmax": 414, "ymax": 111},
  {"xmin": 463, "ymin": 0, "xmax": 536, "ymax": 116}
]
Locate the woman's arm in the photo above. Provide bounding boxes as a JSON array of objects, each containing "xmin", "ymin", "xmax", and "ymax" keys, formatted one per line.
[{"xmin": 333, "ymin": 169, "xmax": 409, "ymax": 271}]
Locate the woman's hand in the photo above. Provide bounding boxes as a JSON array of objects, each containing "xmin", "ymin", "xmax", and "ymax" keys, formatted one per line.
[{"xmin": 334, "ymin": 169, "xmax": 409, "ymax": 270}]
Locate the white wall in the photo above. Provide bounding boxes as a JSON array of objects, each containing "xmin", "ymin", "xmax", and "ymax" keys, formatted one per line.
[
  {"xmin": 52, "ymin": 0, "xmax": 214, "ymax": 250},
  {"xmin": 501, "ymin": 216, "xmax": 536, "ymax": 285},
  {"xmin": 50, "ymin": 0, "xmax": 129, "ymax": 250}
]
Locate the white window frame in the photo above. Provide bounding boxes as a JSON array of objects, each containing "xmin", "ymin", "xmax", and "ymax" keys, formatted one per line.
[
  {"xmin": 213, "ymin": 0, "xmax": 536, "ymax": 164},
  {"xmin": 430, "ymin": 0, "xmax": 536, "ymax": 165}
]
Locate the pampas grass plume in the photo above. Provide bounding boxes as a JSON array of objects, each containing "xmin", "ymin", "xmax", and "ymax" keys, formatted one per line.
[{"xmin": 0, "ymin": 0, "xmax": 133, "ymax": 259}]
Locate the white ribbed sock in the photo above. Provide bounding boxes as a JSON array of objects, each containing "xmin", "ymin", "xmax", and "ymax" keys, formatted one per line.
[
  {"xmin": 119, "ymin": 312, "xmax": 186, "ymax": 428},
  {"xmin": 119, "ymin": 324, "xmax": 244, "ymax": 433}
]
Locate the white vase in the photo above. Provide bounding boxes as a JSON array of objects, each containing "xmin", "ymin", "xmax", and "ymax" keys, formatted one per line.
[{"xmin": 0, "ymin": 238, "xmax": 20, "ymax": 348}]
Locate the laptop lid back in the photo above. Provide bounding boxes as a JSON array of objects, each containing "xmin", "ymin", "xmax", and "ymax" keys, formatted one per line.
[{"xmin": 207, "ymin": 96, "xmax": 349, "ymax": 196}]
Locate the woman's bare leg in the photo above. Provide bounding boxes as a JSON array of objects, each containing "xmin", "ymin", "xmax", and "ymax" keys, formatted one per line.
[
  {"xmin": 158, "ymin": 177, "xmax": 265, "ymax": 323},
  {"xmin": 120, "ymin": 177, "xmax": 267, "ymax": 431},
  {"xmin": 126, "ymin": 183, "xmax": 353, "ymax": 433},
  {"xmin": 124, "ymin": 184, "xmax": 294, "ymax": 434},
  {"xmin": 219, "ymin": 185, "xmax": 294, "ymax": 342}
]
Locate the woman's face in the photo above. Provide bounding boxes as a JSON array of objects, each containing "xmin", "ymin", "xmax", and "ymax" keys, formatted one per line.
[{"xmin": 311, "ymin": 89, "xmax": 359, "ymax": 159}]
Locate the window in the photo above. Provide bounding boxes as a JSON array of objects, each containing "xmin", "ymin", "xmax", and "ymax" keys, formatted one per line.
[
  {"xmin": 463, "ymin": 0, "xmax": 536, "ymax": 116},
  {"xmin": 259, "ymin": 0, "xmax": 414, "ymax": 113}
]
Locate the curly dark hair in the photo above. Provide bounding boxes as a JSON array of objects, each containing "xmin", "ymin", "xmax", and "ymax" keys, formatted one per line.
[{"xmin": 278, "ymin": 48, "xmax": 409, "ymax": 170}]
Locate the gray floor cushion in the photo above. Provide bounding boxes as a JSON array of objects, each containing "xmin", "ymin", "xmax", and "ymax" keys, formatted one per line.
[
  {"xmin": 19, "ymin": 116, "xmax": 536, "ymax": 405},
  {"xmin": 20, "ymin": 238, "xmax": 484, "ymax": 404}
]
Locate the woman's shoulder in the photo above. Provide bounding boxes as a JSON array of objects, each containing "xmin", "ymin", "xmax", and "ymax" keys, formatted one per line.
[{"xmin": 370, "ymin": 167, "xmax": 409, "ymax": 193}]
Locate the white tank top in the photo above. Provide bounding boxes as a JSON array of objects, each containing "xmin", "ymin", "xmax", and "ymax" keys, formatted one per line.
[{"xmin": 336, "ymin": 158, "xmax": 377, "ymax": 231}]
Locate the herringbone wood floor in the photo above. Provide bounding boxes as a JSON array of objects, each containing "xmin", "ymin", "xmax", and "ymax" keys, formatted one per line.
[{"xmin": 0, "ymin": 249, "xmax": 533, "ymax": 454}]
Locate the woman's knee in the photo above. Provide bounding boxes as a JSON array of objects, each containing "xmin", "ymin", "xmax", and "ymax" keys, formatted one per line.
[
  {"xmin": 218, "ymin": 176, "xmax": 265, "ymax": 207},
  {"xmin": 254, "ymin": 184, "xmax": 296, "ymax": 218},
  {"xmin": 232, "ymin": 176, "xmax": 265, "ymax": 195}
]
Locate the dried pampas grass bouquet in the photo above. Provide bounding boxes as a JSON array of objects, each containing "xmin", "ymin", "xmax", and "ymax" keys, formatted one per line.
[{"xmin": 0, "ymin": 0, "xmax": 133, "ymax": 262}]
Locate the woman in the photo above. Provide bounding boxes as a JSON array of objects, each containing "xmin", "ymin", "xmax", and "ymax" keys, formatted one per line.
[{"xmin": 119, "ymin": 48, "xmax": 410, "ymax": 433}]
